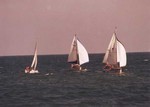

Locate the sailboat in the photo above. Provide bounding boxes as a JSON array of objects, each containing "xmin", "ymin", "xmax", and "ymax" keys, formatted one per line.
[
  {"xmin": 102, "ymin": 31, "xmax": 127, "ymax": 73},
  {"xmin": 25, "ymin": 43, "xmax": 39, "ymax": 74},
  {"xmin": 68, "ymin": 35, "xmax": 89, "ymax": 71}
]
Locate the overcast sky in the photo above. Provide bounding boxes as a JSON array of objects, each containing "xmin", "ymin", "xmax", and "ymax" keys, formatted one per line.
[{"xmin": 0, "ymin": 0, "xmax": 149, "ymax": 56}]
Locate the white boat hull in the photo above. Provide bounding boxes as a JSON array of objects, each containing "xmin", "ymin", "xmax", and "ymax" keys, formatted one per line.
[{"xmin": 25, "ymin": 70, "xmax": 39, "ymax": 74}]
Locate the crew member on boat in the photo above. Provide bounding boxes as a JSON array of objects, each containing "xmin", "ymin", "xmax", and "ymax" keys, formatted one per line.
[
  {"xmin": 25, "ymin": 66, "xmax": 30, "ymax": 73},
  {"xmin": 71, "ymin": 64, "xmax": 82, "ymax": 71},
  {"xmin": 71, "ymin": 64, "xmax": 88, "ymax": 72},
  {"xmin": 103, "ymin": 63, "xmax": 112, "ymax": 72},
  {"xmin": 25, "ymin": 66, "xmax": 38, "ymax": 74}
]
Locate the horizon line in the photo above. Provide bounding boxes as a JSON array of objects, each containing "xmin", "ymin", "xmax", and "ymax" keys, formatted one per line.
[{"xmin": 0, "ymin": 51, "xmax": 149, "ymax": 57}]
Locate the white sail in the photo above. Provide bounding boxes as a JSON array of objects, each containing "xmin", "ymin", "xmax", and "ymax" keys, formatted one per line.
[
  {"xmin": 31, "ymin": 43, "xmax": 38, "ymax": 70},
  {"xmin": 76, "ymin": 39, "xmax": 89, "ymax": 65},
  {"xmin": 68, "ymin": 35, "xmax": 89, "ymax": 65},
  {"xmin": 103, "ymin": 32, "xmax": 127, "ymax": 68},
  {"xmin": 103, "ymin": 33, "xmax": 116, "ymax": 64},
  {"xmin": 68, "ymin": 36, "xmax": 78, "ymax": 63},
  {"xmin": 117, "ymin": 40, "xmax": 127, "ymax": 67}
]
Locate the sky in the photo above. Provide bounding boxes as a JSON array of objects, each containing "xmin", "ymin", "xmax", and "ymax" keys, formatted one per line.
[{"xmin": 0, "ymin": 0, "xmax": 150, "ymax": 56}]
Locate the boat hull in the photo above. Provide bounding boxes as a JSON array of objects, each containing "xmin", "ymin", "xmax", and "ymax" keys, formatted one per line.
[{"xmin": 25, "ymin": 70, "xmax": 39, "ymax": 74}]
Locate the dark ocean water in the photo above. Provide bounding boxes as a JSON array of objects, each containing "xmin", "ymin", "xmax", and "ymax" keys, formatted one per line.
[{"xmin": 0, "ymin": 53, "xmax": 150, "ymax": 107}]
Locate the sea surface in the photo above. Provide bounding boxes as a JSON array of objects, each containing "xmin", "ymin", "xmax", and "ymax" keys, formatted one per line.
[{"xmin": 0, "ymin": 52, "xmax": 150, "ymax": 107}]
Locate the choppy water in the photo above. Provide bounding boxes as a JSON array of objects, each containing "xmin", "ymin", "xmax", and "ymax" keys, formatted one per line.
[{"xmin": 0, "ymin": 53, "xmax": 150, "ymax": 107}]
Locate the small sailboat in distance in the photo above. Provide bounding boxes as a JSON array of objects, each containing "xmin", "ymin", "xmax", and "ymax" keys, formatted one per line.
[
  {"xmin": 25, "ymin": 43, "xmax": 39, "ymax": 74},
  {"xmin": 102, "ymin": 29, "xmax": 127, "ymax": 74},
  {"xmin": 68, "ymin": 34, "xmax": 89, "ymax": 72}
]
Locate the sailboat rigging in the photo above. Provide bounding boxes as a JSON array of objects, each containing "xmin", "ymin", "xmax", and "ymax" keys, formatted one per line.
[
  {"xmin": 103, "ymin": 31, "xmax": 127, "ymax": 73},
  {"xmin": 25, "ymin": 43, "xmax": 39, "ymax": 74},
  {"xmin": 68, "ymin": 35, "xmax": 89, "ymax": 71}
]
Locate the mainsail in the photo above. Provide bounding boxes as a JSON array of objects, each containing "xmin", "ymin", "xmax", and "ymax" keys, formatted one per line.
[
  {"xmin": 68, "ymin": 35, "xmax": 89, "ymax": 65},
  {"xmin": 68, "ymin": 36, "xmax": 78, "ymax": 63},
  {"xmin": 103, "ymin": 32, "xmax": 127, "ymax": 68},
  {"xmin": 31, "ymin": 43, "xmax": 38, "ymax": 70},
  {"xmin": 103, "ymin": 34, "xmax": 117, "ymax": 65}
]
